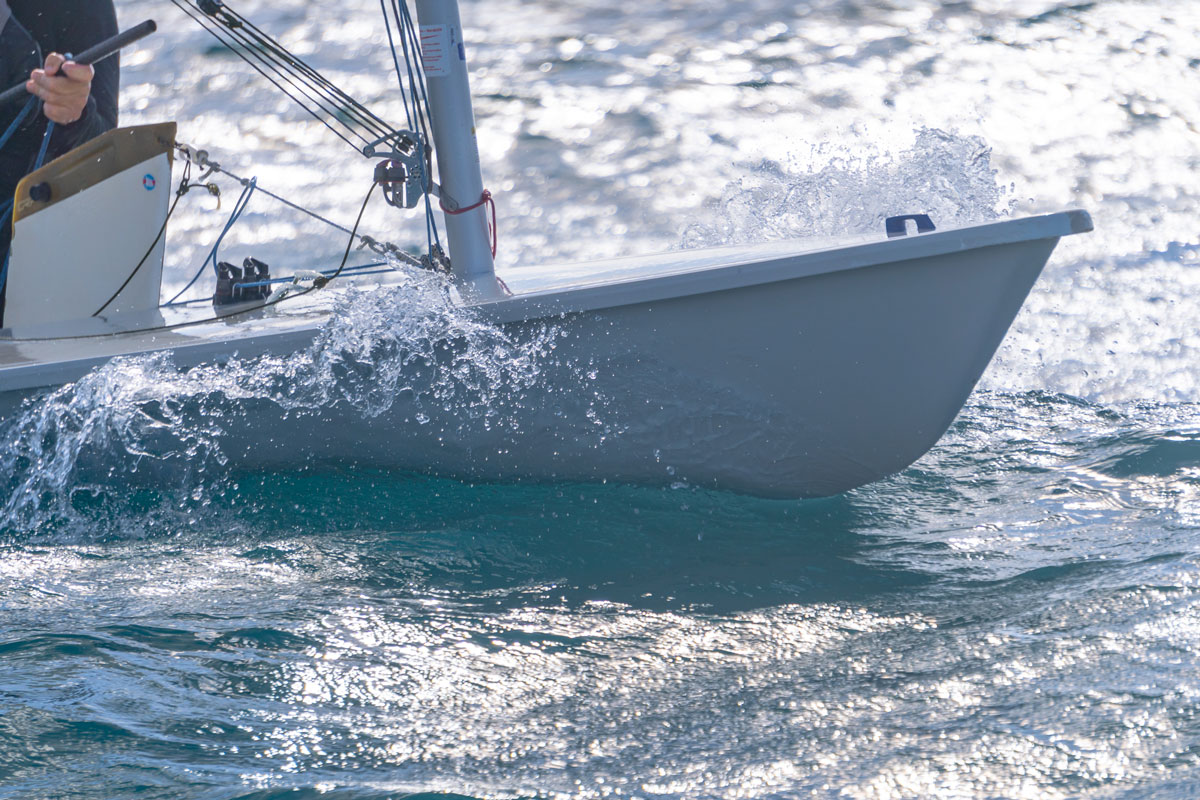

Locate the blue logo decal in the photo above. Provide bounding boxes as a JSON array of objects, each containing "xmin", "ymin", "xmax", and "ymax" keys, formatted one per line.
[{"xmin": 143, "ymin": 174, "xmax": 156, "ymax": 191}]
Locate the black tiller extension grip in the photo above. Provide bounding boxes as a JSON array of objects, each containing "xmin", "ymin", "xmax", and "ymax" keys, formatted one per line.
[{"xmin": 0, "ymin": 20, "xmax": 157, "ymax": 108}]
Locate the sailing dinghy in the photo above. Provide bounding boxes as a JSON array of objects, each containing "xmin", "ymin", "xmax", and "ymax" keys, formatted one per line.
[{"xmin": 0, "ymin": 0, "xmax": 1093, "ymax": 498}]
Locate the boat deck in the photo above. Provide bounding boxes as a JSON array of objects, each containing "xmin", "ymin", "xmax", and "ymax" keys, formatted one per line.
[{"xmin": 0, "ymin": 210, "xmax": 1092, "ymax": 396}]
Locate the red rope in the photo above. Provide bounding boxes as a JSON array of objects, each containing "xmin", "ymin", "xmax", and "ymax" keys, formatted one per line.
[{"xmin": 440, "ymin": 189, "xmax": 497, "ymax": 258}]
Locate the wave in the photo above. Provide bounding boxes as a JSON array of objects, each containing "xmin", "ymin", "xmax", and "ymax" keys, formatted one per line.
[{"xmin": 0, "ymin": 268, "xmax": 568, "ymax": 539}]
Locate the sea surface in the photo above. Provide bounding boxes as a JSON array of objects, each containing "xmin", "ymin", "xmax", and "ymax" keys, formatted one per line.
[{"xmin": 3, "ymin": 0, "xmax": 1200, "ymax": 797}]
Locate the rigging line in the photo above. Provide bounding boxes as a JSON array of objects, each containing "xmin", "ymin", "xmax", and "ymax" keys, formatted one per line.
[
  {"xmin": 378, "ymin": 1, "xmax": 426, "ymax": 146},
  {"xmin": 17, "ymin": 184, "xmax": 389, "ymax": 343},
  {"xmin": 322, "ymin": 182, "xmax": 379, "ymax": 287},
  {"xmin": 211, "ymin": 16, "xmax": 393, "ymax": 142},
  {"xmin": 379, "ymin": 0, "xmax": 416, "ymax": 130},
  {"xmin": 34, "ymin": 121, "xmax": 56, "ymax": 170},
  {"xmin": 170, "ymin": 1, "xmax": 372, "ymax": 152},
  {"xmin": 394, "ymin": 1, "xmax": 441, "ymax": 242},
  {"xmin": 161, "ymin": 160, "xmax": 425, "ymax": 307},
  {"xmin": 391, "ymin": 1, "xmax": 442, "ymax": 249},
  {"xmin": 0, "ymin": 95, "xmax": 37, "ymax": 152},
  {"xmin": 0, "ymin": 204, "xmax": 11, "ymax": 295},
  {"xmin": 172, "ymin": 145, "xmax": 424, "ymax": 269},
  {"xmin": 212, "ymin": 6, "xmax": 397, "ymax": 139},
  {"xmin": 379, "ymin": 0, "xmax": 441, "ymax": 252},
  {"xmin": 0, "ymin": 114, "xmax": 58, "ymax": 295},
  {"xmin": 162, "ymin": 262, "xmax": 393, "ymax": 307},
  {"xmin": 204, "ymin": 4, "xmax": 378, "ymax": 114},
  {"xmin": 394, "ymin": 5, "xmax": 428, "ymax": 143},
  {"xmin": 169, "ymin": 2, "xmax": 369, "ymax": 150},
  {"xmin": 205, "ymin": 178, "xmax": 256, "ymax": 275},
  {"xmin": 163, "ymin": 177, "xmax": 257, "ymax": 306},
  {"xmin": 182, "ymin": 1, "xmax": 376, "ymax": 123},
  {"xmin": 397, "ymin": 1, "xmax": 435, "ymax": 139},
  {"xmin": 178, "ymin": 0, "xmax": 405, "ymax": 148},
  {"xmin": 177, "ymin": 8, "xmax": 377, "ymax": 150}
]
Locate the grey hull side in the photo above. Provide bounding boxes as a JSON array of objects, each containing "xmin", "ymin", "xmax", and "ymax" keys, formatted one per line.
[{"xmin": 0, "ymin": 212, "xmax": 1086, "ymax": 497}]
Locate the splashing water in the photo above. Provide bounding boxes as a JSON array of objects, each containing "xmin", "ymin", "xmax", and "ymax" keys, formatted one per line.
[
  {"xmin": 0, "ymin": 268, "xmax": 567, "ymax": 538},
  {"xmin": 681, "ymin": 128, "xmax": 1013, "ymax": 248},
  {"xmin": 0, "ymin": 128, "xmax": 1017, "ymax": 538}
]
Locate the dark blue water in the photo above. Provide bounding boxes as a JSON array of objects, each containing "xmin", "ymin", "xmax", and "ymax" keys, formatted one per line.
[
  {"xmin": 4, "ymin": 394, "xmax": 1200, "ymax": 797},
  {"xmin": 5, "ymin": 0, "xmax": 1200, "ymax": 797}
]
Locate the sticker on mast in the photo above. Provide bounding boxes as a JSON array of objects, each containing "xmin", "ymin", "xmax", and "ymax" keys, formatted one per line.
[{"xmin": 420, "ymin": 25, "xmax": 452, "ymax": 77}]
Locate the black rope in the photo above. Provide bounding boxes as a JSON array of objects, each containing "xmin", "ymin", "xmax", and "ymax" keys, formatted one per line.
[
  {"xmin": 17, "ymin": 183, "xmax": 382, "ymax": 342},
  {"xmin": 176, "ymin": 8, "xmax": 366, "ymax": 151},
  {"xmin": 189, "ymin": 151, "xmax": 423, "ymax": 268},
  {"xmin": 191, "ymin": 1, "xmax": 393, "ymax": 142},
  {"xmin": 317, "ymin": 182, "xmax": 379, "ymax": 289},
  {"xmin": 164, "ymin": 0, "xmax": 448, "ymax": 289},
  {"xmin": 216, "ymin": 14, "xmax": 393, "ymax": 143},
  {"xmin": 170, "ymin": 0, "xmax": 411, "ymax": 155},
  {"xmin": 92, "ymin": 161, "xmax": 194, "ymax": 317},
  {"xmin": 210, "ymin": 4, "xmax": 392, "ymax": 136},
  {"xmin": 172, "ymin": 1, "xmax": 374, "ymax": 152}
]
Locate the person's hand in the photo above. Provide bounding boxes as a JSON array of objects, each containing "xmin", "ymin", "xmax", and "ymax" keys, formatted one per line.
[{"xmin": 26, "ymin": 53, "xmax": 95, "ymax": 125}]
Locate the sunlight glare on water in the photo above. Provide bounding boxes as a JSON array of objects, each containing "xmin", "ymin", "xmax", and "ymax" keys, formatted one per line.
[{"xmin": 1, "ymin": 1, "xmax": 1200, "ymax": 798}]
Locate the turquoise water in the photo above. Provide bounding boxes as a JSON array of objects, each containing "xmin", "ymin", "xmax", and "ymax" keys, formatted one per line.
[{"xmin": 4, "ymin": 0, "xmax": 1200, "ymax": 797}]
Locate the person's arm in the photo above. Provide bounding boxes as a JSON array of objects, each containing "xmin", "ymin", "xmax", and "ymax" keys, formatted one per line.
[{"xmin": 28, "ymin": 0, "xmax": 118, "ymax": 148}]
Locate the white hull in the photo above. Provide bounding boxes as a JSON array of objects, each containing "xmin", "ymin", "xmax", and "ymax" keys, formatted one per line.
[{"xmin": 0, "ymin": 210, "xmax": 1091, "ymax": 497}]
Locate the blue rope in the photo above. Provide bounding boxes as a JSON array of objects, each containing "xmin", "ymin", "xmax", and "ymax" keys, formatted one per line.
[
  {"xmin": 397, "ymin": 1, "xmax": 434, "ymax": 137},
  {"xmin": 234, "ymin": 262, "xmax": 394, "ymax": 291},
  {"xmin": 164, "ymin": 178, "xmax": 258, "ymax": 305},
  {"xmin": 0, "ymin": 102, "xmax": 49, "ymax": 301},
  {"xmin": 206, "ymin": 178, "xmax": 257, "ymax": 275},
  {"xmin": 159, "ymin": 261, "xmax": 394, "ymax": 307},
  {"xmin": 34, "ymin": 121, "xmax": 55, "ymax": 170},
  {"xmin": 406, "ymin": 10, "xmax": 443, "ymax": 252},
  {"xmin": 0, "ymin": 97, "xmax": 41, "ymax": 301},
  {"xmin": 0, "ymin": 96, "xmax": 38, "ymax": 153}
]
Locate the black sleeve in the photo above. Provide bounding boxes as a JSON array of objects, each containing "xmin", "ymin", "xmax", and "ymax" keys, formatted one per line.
[
  {"xmin": 52, "ymin": 0, "xmax": 119, "ymax": 150},
  {"xmin": 0, "ymin": 14, "xmax": 44, "ymax": 202}
]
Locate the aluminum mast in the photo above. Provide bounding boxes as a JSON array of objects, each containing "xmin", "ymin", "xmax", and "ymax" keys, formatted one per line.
[{"xmin": 412, "ymin": 0, "xmax": 500, "ymax": 297}]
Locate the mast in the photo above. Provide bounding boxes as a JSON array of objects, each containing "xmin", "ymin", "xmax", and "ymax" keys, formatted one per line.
[{"xmin": 412, "ymin": 0, "xmax": 500, "ymax": 296}]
